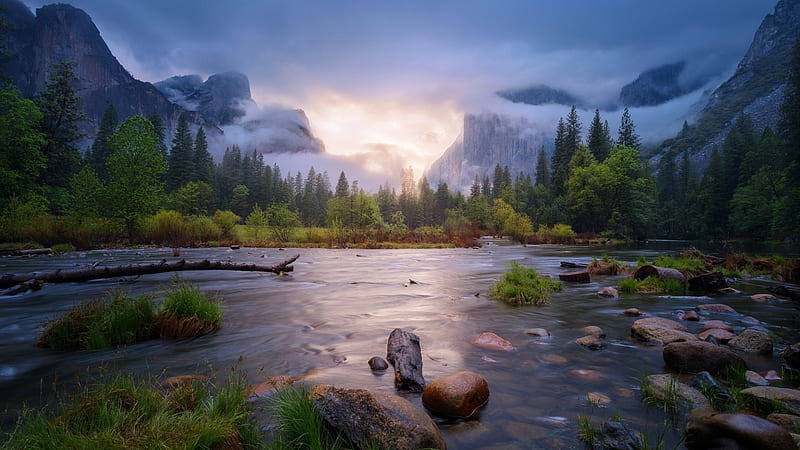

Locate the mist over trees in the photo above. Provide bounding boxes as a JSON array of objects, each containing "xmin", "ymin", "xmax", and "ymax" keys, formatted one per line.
[{"xmin": 2, "ymin": 38, "xmax": 800, "ymax": 246}]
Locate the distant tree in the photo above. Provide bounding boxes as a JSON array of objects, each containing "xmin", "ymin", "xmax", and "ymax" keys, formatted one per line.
[
  {"xmin": 535, "ymin": 146, "xmax": 550, "ymax": 187},
  {"xmin": 147, "ymin": 113, "xmax": 169, "ymax": 159},
  {"xmin": 774, "ymin": 35, "xmax": 800, "ymax": 239},
  {"xmin": 89, "ymin": 104, "xmax": 118, "ymax": 181},
  {"xmin": 335, "ymin": 171, "xmax": 349, "ymax": 199},
  {"xmin": 106, "ymin": 115, "xmax": 167, "ymax": 240},
  {"xmin": 36, "ymin": 61, "xmax": 85, "ymax": 193},
  {"xmin": 66, "ymin": 165, "xmax": 103, "ymax": 222},
  {"xmin": 697, "ymin": 148, "xmax": 728, "ymax": 237},
  {"xmin": 172, "ymin": 181, "xmax": 215, "ymax": 216},
  {"xmin": 376, "ymin": 183, "xmax": 397, "ymax": 223},
  {"xmin": 587, "ymin": 109, "xmax": 612, "ymax": 161},
  {"xmin": 617, "ymin": 107, "xmax": 640, "ymax": 149},
  {"xmin": 0, "ymin": 85, "xmax": 46, "ymax": 206},
  {"xmin": 267, "ymin": 203, "xmax": 301, "ymax": 242},
  {"xmin": 399, "ymin": 166, "xmax": 417, "ymax": 227},
  {"xmin": 167, "ymin": 113, "xmax": 194, "ymax": 191},
  {"xmin": 193, "ymin": 127, "xmax": 213, "ymax": 184},
  {"xmin": 551, "ymin": 107, "xmax": 582, "ymax": 194},
  {"xmin": 230, "ymin": 184, "xmax": 250, "ymax": 218}
]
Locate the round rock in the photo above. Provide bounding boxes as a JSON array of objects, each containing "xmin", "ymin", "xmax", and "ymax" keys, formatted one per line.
[
  {"xmin": 368, "ymin": 356, "xmax": 389, "ymax": 372},
  {"xmin": 524, "ymin": 328, "xmax": 550, "ymax": 337},
  {"xmin": 422, "ymin": 371, "xmax": 490, "ymax": 419},
  {"xmin": 631, "ymin": 317, "xmax": 698, "ymax": 345},
  {"xmin": 623, "ymin": 308, "xmax": 644, "ymax": 316},
  {"xmin": 685, "ymin": 406, "xmax": 795, "ymax": 450},
  {"xmin": 663, "ymin": 341, "xmax": 745, "ymax": 375},
  {"xmin": 728, "ymin": 329, "xmax": 773, "ymax": 355},
  {"xmin": 472, "ymin": 332, "xmax": 514, "ymax": 352}
]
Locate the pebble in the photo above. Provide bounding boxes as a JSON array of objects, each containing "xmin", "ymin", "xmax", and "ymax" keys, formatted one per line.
[
  {"xmin": 587, "ymin": 392, "xmax": 612, "ymax": 405},
  {"xmin": 623, "ymin": 308, "xmax": 644, "ymax": 316},
  {"xmin": 524, "ymin": 328, "xmax": 550, "ymax": 337},
  {"xmin": 683, "ymin": 310, "xmax": 700, "ymax": 321},
  {"xmin": 696, "ymin": 303, "xmax": 737, "ymax": 313},
  {"xmin": 751, "ymin": 293, "xmax": 778, "ymax": 303}
]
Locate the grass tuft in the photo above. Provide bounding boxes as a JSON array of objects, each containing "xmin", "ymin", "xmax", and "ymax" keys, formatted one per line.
[
  {"xmin": 490, "ymin": 262, "xmax": 563, "ymax": 305},
  {"xmin": 268, "ymin": 385, "xmax": 346, "ymax": 450},
  {"xmin": 157, "ymin": 278, "xmax": 222, "ymax": 339},
  {"xmin": 619, "ymin": 276, "xmax": 683, "ymax": 295}
]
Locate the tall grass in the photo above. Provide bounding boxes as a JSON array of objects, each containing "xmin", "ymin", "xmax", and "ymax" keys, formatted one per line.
[
  {"xmin": 490, "ymin": 262, "xmax": 563, "ymax": 305},
  {"xmin": 619, "ymin": 276, "xmax": 683, "ymax": 295},
  {"xmin": 38, "ymin": 290, "xmax": 156, "ymax": 350},
  {"xmin": 156, "ymin": 278, "xmax": 222, "ymax": 339},
  {"xmin": 2, "ymin": 372, "xmax": 262, "ymax": 449},
  {"xmin": 267, "ymin": 385, "xmax": 340, "ymax": 450}
]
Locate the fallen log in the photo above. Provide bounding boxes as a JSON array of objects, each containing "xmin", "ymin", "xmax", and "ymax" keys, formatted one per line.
[
  {"xmin": 386, "ymin": 328, "xmax": 426, "ymax": 392},
  {"xmin": 12, "ymin": 248, "xmax": 51, "ymax": 256},
  {"xmin": 560, "ymin": 261, "xmax": 587, "ymax": 269},
  {"xmin": 688, "ymin": 272, "xmax": 729, "ymax": 291},
  {"xmin": 0, "ymin": 255, "xmax": 299, "ymax": 293},
  {"xmin": 633, "ymin": 265, "xmax": 686, "ymax": 283}
]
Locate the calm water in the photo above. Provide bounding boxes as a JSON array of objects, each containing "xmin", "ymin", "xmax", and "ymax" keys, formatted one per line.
[{"xmin": 1, "ymin": 242, "xmax": 799, "ymax": 448}]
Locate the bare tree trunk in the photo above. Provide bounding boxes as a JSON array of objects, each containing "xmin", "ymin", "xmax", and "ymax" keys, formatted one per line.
[{"xmin": 0, "ymin": 255, "xmax": 299, "ymax": 294}]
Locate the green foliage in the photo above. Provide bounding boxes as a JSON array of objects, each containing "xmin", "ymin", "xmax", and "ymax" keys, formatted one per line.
[
  {"xmin": 159, "ymin": 278, "xmax": 222, "ymax": 326},
  {"xmin": 491, "ymin": 262, "xmax": 563, "ymax": 305},
  {"xmin": 212, "ymin": 210, "xmax": 240, "ymax": 238},
  {"xmin": 171, "ymin": 181, "xmax": 215, "ymax": 216},
  {"xmin": 0, "ymin": 85, "xmax": 46, "ymax": 207},
  {"xmin": 187, "ymin": 216, "xmax": 221, "ymax": 242},
  {"xmin": 166, "ymin": 113, "xmax": 194, "ymax": 191},
  {"xmin": 268, "ymin": 385, "xmax": 334, "ymax": 450},
  {"xmin": 649, "ymin": 255, "xmax": 705, "ymax": 274},
  {"xmin": 107, "ymin": 115, "xmax": 167, "ymax": 240},
  {"xmin": 3, "ymin": 372, "xmax": 262, "ymax": 449},
  {"xmin": 535, "ymin": 223, "xmax": 575, "ymax": 244},
  {"xmin": 66, "ymin": 165, "xmax": 103, "ymax": 221},
  {"xmin": 38, "ymin": 290, "xmax": 156, "ymax": 350},
  {"xmin": 89, "ymin": 104, "xmax": 118, "ymax": 181},
  {"xmin": 140, "ymin": 210, "xmax": 190, "ymax": 247},
  {"xmin": 619, "ymin": 276, "xmax": 683, "ymax": 295}
]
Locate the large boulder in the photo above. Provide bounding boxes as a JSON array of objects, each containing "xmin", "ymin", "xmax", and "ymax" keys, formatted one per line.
[
  {"xmin": 631, "ymin": 317, "xmax": 698, "ymax": 345},
  {"xmin": 685, "ymin": 406, "xmax": 795, "ymax": 450},
  {"xmin": 311, "ymin": 385, "xmax": 446, "ymax": 450},
  {"xmin": 780, "ymin": 342, "xmax": 800, "ymax": 369},
  {"xmin": 663, "ymin": 341, "xmax": 745, "ymax": 374},
  {"xmin": 739, "ymin": 386, "xmax": 800, "ymax": 416},
  {"xmin": 422, "ymin": 371, "xmax": 490, "ymax": 419},
  {"xmin": 728, "ymin": 329, "xmax": 773, "ymax": 355},
  {"xmin": 599, "ymin": 421, "xmax": 643, "ymax": 450},
  {"xmin": 386, "ymin": 328, "xmax": 426, "ymax": 392}
]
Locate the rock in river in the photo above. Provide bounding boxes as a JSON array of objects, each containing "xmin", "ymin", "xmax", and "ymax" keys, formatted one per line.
[
  {"xmin": 631, "ymin": 317, "xmax": 698, "ymax": 345},
  {"xmin": 739, "ymin": 386, "xmax": 800, "ymax": 416},
  {"xmin": 663, "ymin": 341, "xmax": 745, "ymax": 375},
  {"xmin": 368, "ymin": 356, "xmax": 389, "ymax": 372},
  {"xmin": 312, "ymin": 385, "xmax": 446, "ymax": 450},
  {"xmin": 422, "ymin": 371, "xmax": 490, "ymax": 419},
  {"xmin": 386, "ymin": 328, "xmax": 426, "ymax": 392},
  {"xmin": 728, "ymin": 329, "xmax": 773, "ymax": 355},
  {"xmin": 472, "ymin": 332, "xmax": 514, "ymax": 352},
  {"xmin": 685, "ymin": 406, "xmax": 795, "ymax": 450}
]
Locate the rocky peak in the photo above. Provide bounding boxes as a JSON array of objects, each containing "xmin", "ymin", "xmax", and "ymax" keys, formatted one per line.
[
  {"xmin": 619, "ymin": 61, "xmax": 706, "ymax": 107},
  {"xmin": 497, "ymin": 85, "xmax": 583, "ymax": 108},
  {"xmin": 738, "ymin": 0, "xmax": 800, "ymax": 70},
  {"xmin": 155, "ymin": 71, "xmax": 254, "ymax": 126}
]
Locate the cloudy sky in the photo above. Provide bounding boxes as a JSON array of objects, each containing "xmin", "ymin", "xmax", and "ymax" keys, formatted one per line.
[{"xmin": 23, "ymin": 0, "xmax": 777, "ymax": 182}]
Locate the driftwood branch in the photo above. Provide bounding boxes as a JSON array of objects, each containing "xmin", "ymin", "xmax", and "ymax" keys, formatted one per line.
[{"xmin": 0, "ymin": 255, "xmax": 299, "ymax": 294}]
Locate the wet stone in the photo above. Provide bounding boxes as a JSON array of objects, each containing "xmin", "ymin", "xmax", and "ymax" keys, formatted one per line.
[
  {"xmin": 683, "ymin": 310, "xmax": 700, "ymax": 321},
  {"xmin": 752, "ymin": 293, "xmax": 778, "ymax": 303},
  {"xmin": 579, "ymin": 325, "xmax": 605, "ymax": 337},
  {"xmin": 697, "ymin": 328, "xmax": 734, "ymax": 344},
  {"xmin": 745, "ymin": 370, "xmax": 770, "ymax": 386},
  {"xmin": 568, "ymin": 369, "xmax": 607, "ymax": 383},
  {"xmin": 696, "ymin": 303, "xmax": 737, "ymax": 313},
  {"xmin": 576, "ymin": 334, "xmax": 605, "ymax": 350},
  {"xmin": 368, "ymin": 356, "xmax": 389, "ymax": 372},
  {"xmin": 472, "ymin": 332, "xmax": 515, "ymax": 352},
  {"xmin": 623, "ymin": 307, "xmax": 644, "ymax": 316},
  {"xmin": 587, "ymin": 392, "xmax": 612, "ymax": 405},
  {"xmin": 702, "ymin": 320, "xmax": 734, "ymax": 332},
  {"xmin": 523, "ymin": 328, "xmax": 550, "ymax": 337}
]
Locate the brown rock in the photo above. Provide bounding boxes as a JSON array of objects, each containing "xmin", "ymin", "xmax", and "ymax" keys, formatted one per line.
[
  {"xmin": 312, "ymin": 385, "xmax": 446, "ymax": 450},
  {"xmin": 568, "ymin": 369, "xmax": 607, "ymax": 383},
  {"xmin": 767, "ymin": 413, "xmax": 800, "ymax": 431},
  {"xmin": 702, "ymin": 320, "xmax": 734, "ymax": 332},
  {"xmin": 752, "ymin": 293, "xmax": 778, "ymax": 303},
  {"xmin": 597, "ymin": 286, "xmax": 619, "ymax": 298},
  {"xmin": 729, "ymin": 329, "xmax": 773, "ymax": 355},
  {"xmin": 685, "ymin": 406, "xmax": 795, "ymax": 450},
  {"xmin": 697, "ymin": 328, "xmax": 734, "ymax": 344},
  {"xmin": 422, "ymin": 371, "xmax": 489, "ymax": 419},
  {"xmin": 587, "ymin": 392, "xmax": 611, "ymax": 405},
  {"xmin": 249, "ymin": 375, "xmax": 294, "ymax": 398},
  {"xmin": 576, "ymin": 334, "xmax": 605, "ymax": 350},
  {"xmin": 368, "ymin": 356, "xmax": 389, "ymax": 371},
  {"xmin": 579, "ymin": 325, "xmax": 605, "ymax": 337},
  {"xmin": 472, "ymin": 332, "xmax": 514, "ymax": 352},
  {"xmin": 539, "ymin": 354, "xmax": 568, "ymax": 364},
  {"xmin": 663, "ymin": 341, "xmax": 746, "ymax": 375},
  {"xmin": 683, "ymin": 310, "xmax": 700, "ymax": 321},
  {"xmin": 559, "ymin": 270, "xmax": 590, "ymax": 283},
  {"xmin": 524, "ymin": 328, "xmax": 550, "ymax": 337},
  {"xmin": 740, "ymin": 386, "xmax": 800, "ymax": 415},
  {"xmin": 623, "ymin": 307, "xmax": 644, "ymax": 316},
  {"xmin": 746, "ymin": 370, "xmax": 770, "ymax": 386},
  {"xmin": 631, "ymin": 317, "xmax": 698, "ymax": 345},
  {"xmin": 696, "ymin": 303, "xmax": 737, "ymax": 313}
]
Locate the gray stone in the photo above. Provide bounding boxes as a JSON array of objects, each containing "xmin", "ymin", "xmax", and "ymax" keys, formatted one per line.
[
  {"xmin": 729, "ymin": 329, "xmax": 773, "ymax": 355},
  {"xmin": 368, "ymin": 356, "xmax": 389, "ymax": 372},
  {"xmin": 685, "ymin": 406, "xmax": 795, "ymax": 450},
  {"xmin": 647, "ymin": 374, "xmax": 709, "ymax": 407},
  {"xmin": 631, "ymin": 317, "xmax": 698, "ymax": 345},
  {"xmin": 663, "ymin": 341, "xmax": 745, "ymax": 375},
  {"xmin": 740, "ymin": 386, "xmax": 800, "ymax": 416},
  {"xmin": 312, "ymin": 385, "xmax": 446, "ymax": 450},
  {"xmin": 600, "ymin": 421, "xmax": 643, "ymax": 450}
]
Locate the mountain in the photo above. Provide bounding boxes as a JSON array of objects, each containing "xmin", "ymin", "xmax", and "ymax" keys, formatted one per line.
[
  {"xmin": 497, "ymin": 85, "xmax": 584, "ymax": 108},
  {"xmin": 655, "ymin": 0, "xmax": 800, "ymax": 164},
  {"xmin": 426, "ymin": 113, "xmax": 551, "ymax": 192},
  {"xmin": 0, "ymin": 0, "xmax": 323, "ymax": 155},
  {"xmin": 0, "ymin": 1, "xmax": 203, "ymax": 138},
  {"xmin": 619, "ymin": 61, "xmax": 707, "ymax": 107}
]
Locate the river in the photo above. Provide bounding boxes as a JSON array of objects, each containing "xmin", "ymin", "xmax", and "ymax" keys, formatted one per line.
[{"xmin": 1, "ymin": 242, "xmax": 799, "ymax": 448}]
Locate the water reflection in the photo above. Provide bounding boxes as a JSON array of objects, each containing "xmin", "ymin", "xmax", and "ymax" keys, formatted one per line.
[{"xmin": 1, "ymin": 243, "xmax": 798, "ymax": 447}]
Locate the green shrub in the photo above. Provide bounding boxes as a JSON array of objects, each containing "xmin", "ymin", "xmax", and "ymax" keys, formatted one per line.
[
  {"xmin": 651, "ymin": 255, "xmax": 705, "ymax": 274},
  {"xmin": 3, "ymin": 372, "xmax": 262, "ymax": 449},
  {"xmin": 187, "ymin": 216, "xmax": 222, "ymax": 242},
  {"xmin": 490, "ymin": 262, "xmax": 563, "ymax": 305},
  {"xmin": 619, "ymin": 276, "xmax": 683, "ymax": 295},
  {"xmin": 140, "ymin": 210, "xmax": 190, "ymax": 247},
  {"xmin": 38, "ymin": 290, "xmax": 156, "ymax": 350},
  {"xmin": 51, "ymin": 243, "xmax": 76, "ymax": 254},
  {"xmin": 212, "ymin": 210, "xmax": 240, "ymax": 238}
]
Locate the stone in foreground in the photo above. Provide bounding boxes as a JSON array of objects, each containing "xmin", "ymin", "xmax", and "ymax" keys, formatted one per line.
[
  {"xmin": 422, "ymin": 371, "xmax": 490, "ymax": 419},
  {"xmin": 663, "ymin": 341, "xmax": 745, "ymax": 375},
  {"xmin": 312, "ymin": 385, "xmax": 446, "ymax": 450},
  {"xmin": 386, "ymin": 328, "xmax": 426, "ymax": 392},
  {"xmin": 631, "ymin": 317, "xmax": 698, "ymax": 345},
  {"xmin": 685, "ymin": 406, "xmax": 794, "ymax": 450}
]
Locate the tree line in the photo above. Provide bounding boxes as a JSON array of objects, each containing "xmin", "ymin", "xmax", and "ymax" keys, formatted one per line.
[{"xmin": 1, "ymin": 37, "xmax": 799, "ymax": 247}]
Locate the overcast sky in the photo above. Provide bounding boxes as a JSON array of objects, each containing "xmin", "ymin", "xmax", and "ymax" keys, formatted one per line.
[{"xmin": 22, "ymin": 0, "xmax": 778, "ymax": 181}]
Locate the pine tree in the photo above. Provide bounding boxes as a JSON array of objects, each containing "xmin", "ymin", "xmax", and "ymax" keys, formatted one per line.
[
  {"xmin": 89, "ymin": 104, "xmax": 118, "ymax": 181},
  {"xmin": 335, "ymin": 171, "xmax": 349, "ymax": 199},
  {"xmin": 587, "ymin": 109, "xmax": 612, "ymax": 161},
  {"xmin": 148, "ymin": 114, "xmax": 169, "ymax": 159},
  {"xmin": 551, "ymin": 107, "xmax": 582, "ymax": 194},
  {"xmin": 36, "ymin": 61, "xmax": 85, "ymax": 192},
  {"xmin": 167, "ymin": 113, "xmax": 194, "ymax": 191},
  {"xmin": 780, "ymin": 35, "xmax": 800, "ymax": 183},
  {"xmin": 193, "ymin": 127, "xmax": 213, "ymax": 184},
  {"xmin": 535, "ymin": 146, "xmax": 550, "ymax": 187},
  {"xmin": 618, "ymin": 107, "xmax": 640, "ymax": 149}
]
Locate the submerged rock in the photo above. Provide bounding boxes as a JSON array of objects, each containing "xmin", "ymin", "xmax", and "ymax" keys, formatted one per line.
[
  {"xmin": 600, "ymin": 420, "xmax": 643, "ymax": 450},
  {"xmin": 696, "ymin": 303, "xmax": 737, "ymax": 313},
  {"xmin": 646, "ymin": 374, "xmax": 709, "ymax": 407},
  {"xmin": 422, "ymin": 371, "xmax": 490, "ymax": 419},
  {"xmin": 312, "ymin": 385, "xmax": 446, "ymax": 450},
  {"xmin": 780, "ymin": 342, "xmax": 800, "ymax": 368},
  {"xmin": 682, "ymin": 310, "xmax": 700, "ymax": 321},
  {"xmin": 597, "ymin": 286, "xmax": 619, "ymax": 298},
  {"xmin": 697, "ymin": 328, "xmax": 734, "ymax": 344},
  {"xmin": 524, "ymin": 328, "xmax": 550, "ymax": 337},
  {"xmin": 472, "ymin": 332, "xmax": 515, "ymax": 352},
  {"xmin": 623, "ymin": 308, "xmax": 644, "ymax": 316},
  {"xmin": 685, "ymin": 406, "xmax": 794, "ymax": 450},
  {"xmin": 576, "ymin": 334, "xmax": 605, "ymax": 350}
]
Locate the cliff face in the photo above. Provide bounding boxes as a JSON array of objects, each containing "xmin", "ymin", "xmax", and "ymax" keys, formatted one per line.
[
  {"xmin": 619, "ymin": 61, "xmax": 707, "ymax": 107},
  {"xmin": 427, "ymin": 114, "xmax": 551, "ymax": 192},
  {"xmin": 0, "ymin": 0, "xmax": 323, "ymax": 155}
]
